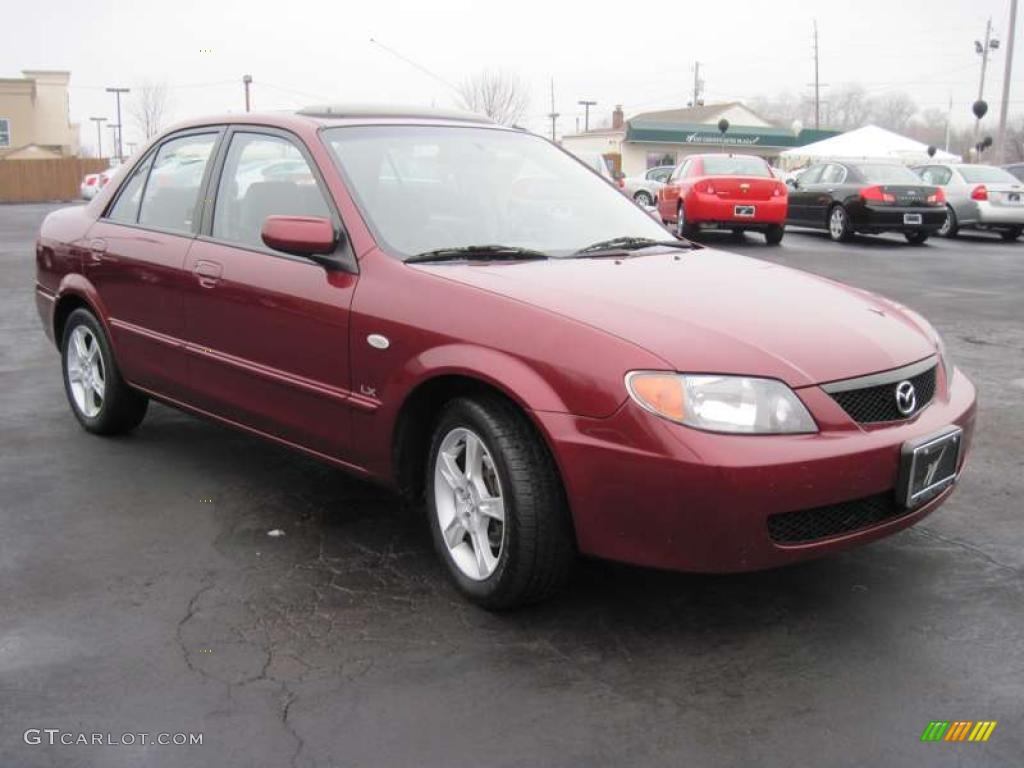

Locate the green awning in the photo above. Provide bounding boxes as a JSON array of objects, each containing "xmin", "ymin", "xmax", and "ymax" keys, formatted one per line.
[{"xmin": 625, "ymin": 120, "xmax": 839, "ymax": 148}]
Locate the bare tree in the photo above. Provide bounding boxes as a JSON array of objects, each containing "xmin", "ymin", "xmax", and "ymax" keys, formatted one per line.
[
  {"xmin": 457, "ymin": 70, "xmax": 530, "ymax": 126},
  {"xmin": 828, "ymin": 84, "xmax": 873, "ymax": 130},
  {"xmin": 871, "ymin": 92, "xmax": 918, "ymax": 133},
  {"xmin": 748, "ymin": 90, "xmax": 814, "ymax": 128},
  {"xmin": 130, "ymin": 80, "xmax": 171, "ymax": 141},
  {"xmin": 906, "ymin": 108, "xmax": 948, "ymax": 148}
]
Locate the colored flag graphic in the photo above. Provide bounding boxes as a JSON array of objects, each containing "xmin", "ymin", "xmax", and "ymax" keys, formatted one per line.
[{"xmin": 920, "ymin": 721, "xmax": 997, "ymax": 742}]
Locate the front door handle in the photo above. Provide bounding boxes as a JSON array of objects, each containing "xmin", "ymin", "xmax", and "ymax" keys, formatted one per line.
[
  {"xmin": 88, "ymin": 238, "xmax": 107, "ymax": 263},
  {"xmin": 193, "ymin": 259, "xmax": 223, "ymax": 288}
]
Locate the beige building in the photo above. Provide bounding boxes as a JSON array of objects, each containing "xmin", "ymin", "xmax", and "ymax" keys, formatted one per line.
[{"xmin": 0, "ymin": 70, "xmax": 80, "ymax": 157}]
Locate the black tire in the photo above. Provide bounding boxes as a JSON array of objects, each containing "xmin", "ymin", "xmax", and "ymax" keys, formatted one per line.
[
  {"xmin": 633, "ymin": 190, "xmax": 654, "ymax": 207},
  {"xmin": 827, "ymin": 204, "xmax": 854, "ymax": 242},
  {"xmin": 426, "ymin": 394, "xmax": 574, "ymax": 610},
  {"xmin": 904, "ymin": 230, "xmax": 929, "ymax": 245},
  {"xmin": 61, "ymin": 308, "xmax": 148, "ymax": 435},
  {"xmin": 938, "ymin": 205, "xmax": 958, "ymax": 237},
  {"xmin": 1000, "ymin": 227, "xmax": 1022, "ymax": 242},
  {"xmin": 764, "ymin": 224, "xmax": 785, "ymax": 245},
  {"xmin": 676, "ymin": 204, "xmax": 697, "ymax": 240}
]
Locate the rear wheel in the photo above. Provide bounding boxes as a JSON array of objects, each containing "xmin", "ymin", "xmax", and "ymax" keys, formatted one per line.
[
  {"xmin": 61, "ymin": 308, "xmax": 148, "ymax": 435},
  {"xmin": 828, "ymin": 204, "xmax": 853, "ymax": 242},
  {"xmin": 904, "ymin": 230, "xmax": 929, "ymax": 245},
  {"xmin": 676, "ymin": 204, "xmax": 697, "ymax": 239},
  {"xmin": 938, "ymin": 206, "xmax": 958, "ymax": 237},
  {"xmin": 633, "ymin": 190, "xmax": 654, "ymax": 207},
  {"xmin": 764, "ymin": 224, "xmax": 785, "ymax": 245},
  {"xmin": 1000, "ymin": 227, "xmax": 1022, "ymax": 241},
  {"xmin": 426, "ymin": 395, "xmax": 574, "ymax": 610}
]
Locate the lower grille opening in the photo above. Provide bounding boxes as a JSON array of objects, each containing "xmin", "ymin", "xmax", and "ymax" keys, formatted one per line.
[{"xmin": 767, "ymin": 491, "xmax": 907, "ymax": 544}]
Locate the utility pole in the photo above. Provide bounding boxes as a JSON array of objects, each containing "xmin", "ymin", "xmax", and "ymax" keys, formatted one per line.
[
  {"xmin": 974, "ymin": 18, "xmax": 1000, "ymax": 138},
  {"xmin": 812, "ymin": 19, "xmax": 821, "ymax": 129},
  {"xmin": 691, "ymin": 62, "xmax": 703, "ymax": 107},
  {"xmin": 107, "ymin": 124, "xmax": 120, "ymax": 163},
  {"xmin": 89, "ymin": 116, "xmax": 106, "ymax": 159},
  {"xmin": 578, "ymin": 100, "xmax": 596, "ymax": 131},
  {"xmin": 243, "ymin": 74, "xmax": 253, "ymax": 112},
  {"xmin": 105, "ymin": 87, "xmax": 129, "ymax": 161},
  {"xmin": 996, "ymin": 0, "xmax": 1018, "ymax": 162},
  {"xmin": 547, "ymin": 79, "xmax": 559, "ymax": 142}
]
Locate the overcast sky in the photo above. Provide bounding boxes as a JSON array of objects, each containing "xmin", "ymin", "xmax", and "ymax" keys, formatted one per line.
[{"xmin": 3, "ymin": 0, "xmax": 1020, "ymax": 153}]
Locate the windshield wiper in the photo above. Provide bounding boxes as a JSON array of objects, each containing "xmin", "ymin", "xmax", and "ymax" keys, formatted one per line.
[
  {"xmin": 572, "ymin": 236, "xmax": 698, "ymax": 257},
  {"xmin": 406, "ymin": 245, "xmax": 549, "ymax": 264}
]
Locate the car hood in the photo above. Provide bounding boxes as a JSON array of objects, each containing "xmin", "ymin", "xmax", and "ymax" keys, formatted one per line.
[{"xmin": 414, "ymin": 249, "xmax": 938, "ymax": 388}]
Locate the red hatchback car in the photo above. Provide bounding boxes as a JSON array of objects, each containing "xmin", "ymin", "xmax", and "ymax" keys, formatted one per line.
[
  {"xmin": 658, "ymin": 153, "xmax": 789, "ymax": 244},
  {"xmin": 35, "ymin": 107, "xmax": 976, "ymax": 609}
]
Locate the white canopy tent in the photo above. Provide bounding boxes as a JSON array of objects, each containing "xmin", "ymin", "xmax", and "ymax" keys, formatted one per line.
[{"xmin": 780, "ymin": 125, "xmax": 961, "ymax": 168}]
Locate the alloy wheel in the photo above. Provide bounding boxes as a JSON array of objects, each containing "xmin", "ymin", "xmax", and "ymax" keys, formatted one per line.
[
  {"xmin": 676, "ymin": 206, "xmax": 686, "ymax": 238},
  {"xmin": 829, "ymin": 207, "xmax": 846, "ymax": 240},
  {"xmin": 635, "ymin": 191, "xmax": 653, "ymax": 207},
  {"xmin": 66, "ymin": 325, "xmax": 105, "ymax": 418},
  {"xmin": 938, "ymin": 209, "xmax": 952, "ymax": 236},
  {"xmin": 433, "ymin": 428, "xmax": 506, "ymax": 581}
]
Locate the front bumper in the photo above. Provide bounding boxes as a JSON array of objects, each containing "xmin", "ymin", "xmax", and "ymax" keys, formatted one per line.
[{"xmin": 536, "ymin": 367, "xmax": 976, "ymax": 573}]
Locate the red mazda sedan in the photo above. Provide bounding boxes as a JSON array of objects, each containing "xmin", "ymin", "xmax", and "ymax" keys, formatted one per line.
[
  {"xmin": 35, "ymin": 107, "xmax": 975, "ymax": 609},
  {"xmin": 657, "ymin": 153, "xmax": 789, "ymax": 244}
]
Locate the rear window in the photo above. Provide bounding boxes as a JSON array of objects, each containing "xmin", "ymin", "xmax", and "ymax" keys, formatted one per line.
[
  {"xmin": 957, "ymin": 166, "xmax": 1019, "ymax": 184},
  {"xmin": 700, "ymin": 156, "xmax": 771, "ymax": 177},
  {"xmin": 854, "ymin": 164, "xmax": 922, "ymax": 184}
]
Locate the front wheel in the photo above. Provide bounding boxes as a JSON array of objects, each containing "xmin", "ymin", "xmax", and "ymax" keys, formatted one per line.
[
  {"xmin": 938, "ymin": 206, "xmax": 958, "ymax": 237},
  {"xmin": 61, "ymin": 308, "xmax": 148, "ymax": 435},
  {"xmin": 904, "ymin": 230, "xmax": 929, "ymax": 245},
  {"xmin": 1000, "ymin": 227, "xmax": 1022, "ymax": 242},
  {"xmin": 426, "ymin": 395, "xmax": 574, "ymax": 610},
  {"xmin": 828, "ymin": 205, "xmax": 853, "ymax": 242},
  {"xmin": 764, "ymin": 224, "xmax": 785, "ymax": 245}
]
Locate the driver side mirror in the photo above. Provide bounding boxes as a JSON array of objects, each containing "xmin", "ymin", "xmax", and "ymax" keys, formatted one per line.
[
  {"xmin": 787, "ymin": 178, "xmax": 799, "ymax": 189},
  {"xmin": 261, "ymin": 215, "xmax": 338, "ymax": 260}
]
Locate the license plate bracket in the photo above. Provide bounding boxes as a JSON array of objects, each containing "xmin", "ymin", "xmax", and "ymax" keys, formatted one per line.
[
  {"xmin": 904, "ymin": 213, "xmax": 923, "ymax": 225},
  {"xmin": 897, "ymin": 426, "xmax": 962, "ymax": 508},
  {"xmin": 734, "ymin": 204, "xmax": 755, "ymax": 217}
]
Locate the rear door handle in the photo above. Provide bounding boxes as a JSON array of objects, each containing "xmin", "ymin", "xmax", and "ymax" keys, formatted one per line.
[{"xmin": 193, "ymin": 259, "xmax": 223, "ymax": 288}]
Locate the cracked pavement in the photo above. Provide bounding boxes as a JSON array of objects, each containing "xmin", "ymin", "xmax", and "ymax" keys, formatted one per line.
[{"xmin": 1, "ymin": 204, "xmax": 1022, "ymax": 767}]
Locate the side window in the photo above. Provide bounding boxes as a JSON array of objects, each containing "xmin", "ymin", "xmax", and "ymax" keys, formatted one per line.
[
  {"xmin": 0, "ymin": 117, "xmax": 11, "ymax": 148},
  {"xmin": 138, "ymin": 133, "xmax": 217, "ymax": 234},
  {"xmin": 212, "ymin": 132, "xmax": 331, "ymax": 251},
  {"xmin": 820, "ymin": 164, "xmax": 845, "ymax": 184},
  {"xmin": 648, "ymin": 167, "xmax": 670, "ymax": 183},
  {"xmin": 670, "ymin": 160, "xmax": 691, "ymax": 181},
  {"xmin": 934, "ymin": 167, "xmax": 952, "ymax": 185},
  {"xmin": 107, "ymin": 155, "xmax": 154, "ymax": 224},
  {"xmin": 800, "ymin": 164, "xmax": 824, "ymax": 185}
]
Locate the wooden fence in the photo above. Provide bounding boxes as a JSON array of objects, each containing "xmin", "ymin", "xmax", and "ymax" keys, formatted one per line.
[{"xmin": 0, "ymin": 157, "xmax": 110, "ymax": 203}]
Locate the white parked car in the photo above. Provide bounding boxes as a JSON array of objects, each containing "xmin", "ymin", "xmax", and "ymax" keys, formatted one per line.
[
  {"xmin": 623, "ymin": 165, "xmax": 673, "ymax": 207},
  {"xmin": 914, "ymin": 163, "xmax": 1024, "ymax": 240}
]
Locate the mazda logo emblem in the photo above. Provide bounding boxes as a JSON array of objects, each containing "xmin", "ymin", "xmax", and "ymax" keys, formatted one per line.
[{"xmin": 895, "ymin": 380, "xmax": 916, "ymax": 416}]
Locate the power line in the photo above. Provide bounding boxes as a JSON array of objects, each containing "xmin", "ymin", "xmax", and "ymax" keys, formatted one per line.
[{"xmin": 368, "ymin": 37, "xmax": 460, "ymax": 95}]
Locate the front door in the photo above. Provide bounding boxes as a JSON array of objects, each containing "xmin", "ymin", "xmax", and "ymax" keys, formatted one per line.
[
  {"xmin": 86, "ymin": 129, "xmax": 220, "ymax": 398},
  {"xmin": 181, "ymin": 129, "xmax": 358, "ymax": 460}
]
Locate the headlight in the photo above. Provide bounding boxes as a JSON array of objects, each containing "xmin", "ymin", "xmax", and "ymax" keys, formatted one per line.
[{"xmin": 626, "ymin": 372, "xmax": 818, "ymax": 434}]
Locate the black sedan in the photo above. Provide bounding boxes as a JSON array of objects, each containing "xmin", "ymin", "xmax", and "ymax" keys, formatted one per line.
[{"xmin": 787, "ymin": 161, "xmax": 946, "ymax": 244}]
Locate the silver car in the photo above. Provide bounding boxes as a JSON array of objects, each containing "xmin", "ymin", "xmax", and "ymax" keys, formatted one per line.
[
  {"xmin": 915, "ymin": 164, "xmax": 1024, "ymax": 241},
  {"xmin": 623, "ymin": 165, "xmax": 673, "ymax": 207}
]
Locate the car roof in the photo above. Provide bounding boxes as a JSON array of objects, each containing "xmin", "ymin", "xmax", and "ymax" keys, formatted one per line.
[{"xmin": 163, "ymin": 104, "xmax": 502, "ymax": 134}]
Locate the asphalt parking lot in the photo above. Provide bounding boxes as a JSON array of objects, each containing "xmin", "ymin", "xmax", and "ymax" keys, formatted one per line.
[{"xmin": 2, "ymin": 203, "xmax": 1022, "ymax": 768}]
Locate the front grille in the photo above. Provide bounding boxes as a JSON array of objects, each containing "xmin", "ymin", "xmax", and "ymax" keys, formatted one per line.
[
  {"xmin": 828, "ymin": 365, "xmax": 936, "ymax": 423},
  {"xmin": 767, "ymin": 491, "xmax": 905, "ymax": 544}
]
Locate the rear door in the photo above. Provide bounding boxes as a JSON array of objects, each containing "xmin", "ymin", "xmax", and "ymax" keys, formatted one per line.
[
  {"xmin": 181, "ymin": 127, "xmax": 359, "ymax": 460},
  {"xmin": 658, "ymin": 158, "xmax": 691, "ymax": 220},
  {"xmin": 86, "ymin": 128, "xmax": 221, "ymax": 398}
]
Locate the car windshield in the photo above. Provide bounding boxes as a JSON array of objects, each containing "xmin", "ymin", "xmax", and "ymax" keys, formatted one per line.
[
  {"xmin": 957, "ymin": 166, "xmax": 1019, "ymax": 184},
  {"xmin": 855, "ymin": 164, "xmax": 923, "ymax": 184},
  {"xmin": 701, "ymin": 156, "xmax": 771, "ymax": 177},
  {"xmin": 323, "ymin": 125, "xmax": 668, "ymax": 259}
]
